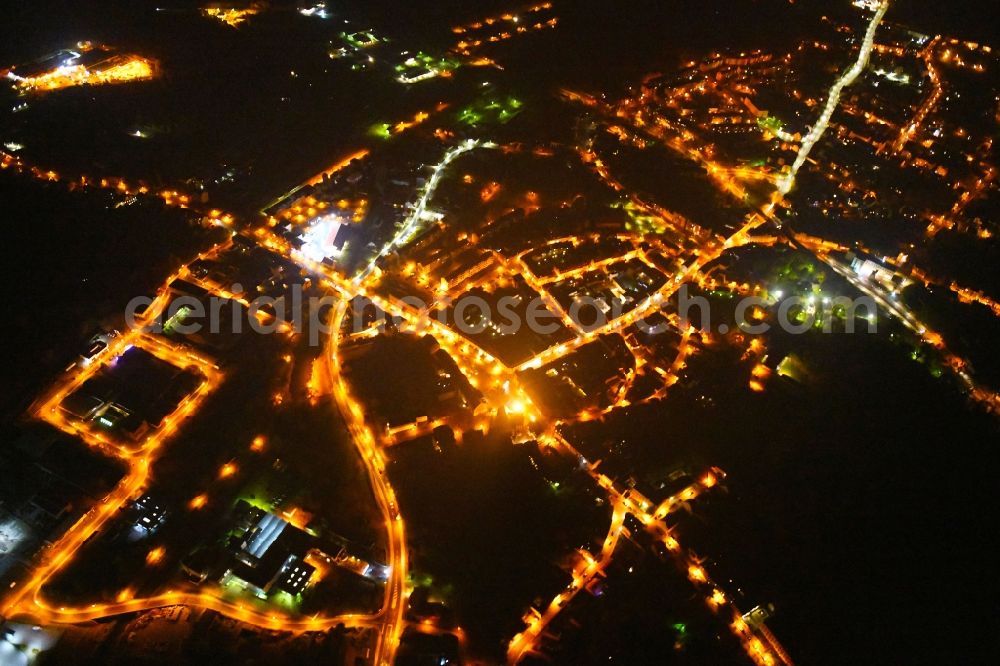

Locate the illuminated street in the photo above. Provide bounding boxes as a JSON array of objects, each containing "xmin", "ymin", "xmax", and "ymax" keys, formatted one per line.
[{"xmin": 3, "ymin": 1, "xmax": 1000, "ymax": 664}]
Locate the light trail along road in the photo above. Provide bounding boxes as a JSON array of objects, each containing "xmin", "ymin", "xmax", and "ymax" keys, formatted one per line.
[{"xmin": 778, "ymin": 2, "xmax": 890, "ymax": 194}]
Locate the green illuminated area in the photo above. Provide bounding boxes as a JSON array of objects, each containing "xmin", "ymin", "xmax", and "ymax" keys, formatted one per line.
[
  {"xmin": 369, "ymin": 122, "xmax": 393, "ymax": 140},
  {"xmin": 672, "ymin": 622, "xmax": 689, "ymax": 650},
  {"xmin": 162, "ymin": 305, "xmax": 193, "ymax": 335},
  {"xmin": 456, "ymin": 95, "xmax": 524, "ymax": 127},
  {"xmin": 395, "ymin": 52, "xmax": 461, "ymax": 83},
  {"xmin": 330, "ymin": 30, "xmax": 385, "ymax": 71},
  {"xmin": 236, "ymin": 479, "xmax": 278, "ymax": 514},
  {"xmin": 270, "ymin": 589, "xmax": 303, "ymax": 612},
  {"xmin": 341, "ymin": 30, "xmax": 381, "ymax": 49},
  {"xmin": 757, "ymin": 114, "xmax": 783, "ymax": 135},
  {"xmin": 219, "ymin": 570, "xmax": 305, "ymax": 611},
  {"xmin": 617, "ymin": 200, "xmax": 668, "ymax": 235}
]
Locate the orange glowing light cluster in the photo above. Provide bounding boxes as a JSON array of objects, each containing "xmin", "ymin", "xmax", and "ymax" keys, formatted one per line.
[
  {"xmin": 451, "ymin": 2, "xmax": 553, "ymax": 34},
  {"xmin": 305, "ymin": 149, "xmax": 370, "ymax": 186},
  {"xmin": 145, "ymin": 546, "xmax": 166, "ymax": 566},
  {"xmin": 17, "ymin": 56, "xmax": 156, "ymax": 93},
  {"xmin": 327, "ymin": 305, "xmax": 409, "ymax": 665},
  {"xmin": 894, "ymin": 37, "xmax": 944, "ymax": 154},
  {"xmin": 35, "ymin": 332, "xmax": 223, "ymax": 460},
  {"xmin": 528, "ymin": 433, "xmax": 788, "ymax": 666},
  {"xmin": 451, "ymin": 3, "xmax": 557, "ymax": 56},
  {"xmin": 202, "ymin": 7, "xmax": 259, "ymax": 27}
]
